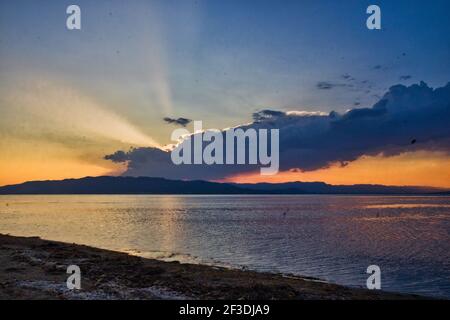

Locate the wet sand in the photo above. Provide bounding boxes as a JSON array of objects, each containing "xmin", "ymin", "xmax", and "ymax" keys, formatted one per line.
[{"xmin": 0, "ymin": 234, "xmax": 425, "ymax": 300}]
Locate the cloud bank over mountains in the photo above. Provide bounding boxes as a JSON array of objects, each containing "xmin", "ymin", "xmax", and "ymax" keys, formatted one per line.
[{"xmin": 105, "ymin": 82, "xmax": 450, "ymax": 180}]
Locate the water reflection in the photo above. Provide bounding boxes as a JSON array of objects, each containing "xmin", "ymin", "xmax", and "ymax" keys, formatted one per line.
[{"xmin": 0, "ymin": 195, "xmax": 449, "ymax": 298}]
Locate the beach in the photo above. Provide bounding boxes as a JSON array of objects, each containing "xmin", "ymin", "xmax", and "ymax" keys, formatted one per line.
[{"xmin": 0, "ymin": 234, "xmax": 425, "ymax": 300}]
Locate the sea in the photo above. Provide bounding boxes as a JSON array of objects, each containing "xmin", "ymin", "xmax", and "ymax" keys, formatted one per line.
[{"xmin": 1, "ymin": 195, "xmax": 449, "ymax": 298}]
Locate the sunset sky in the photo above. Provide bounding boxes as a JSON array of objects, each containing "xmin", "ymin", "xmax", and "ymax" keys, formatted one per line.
[{"xmin": 0, "ymin": 0, "xmax": 449, "ymax": 187}]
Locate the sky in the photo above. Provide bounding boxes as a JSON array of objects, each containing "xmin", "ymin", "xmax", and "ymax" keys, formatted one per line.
[{"xmin": 0, "ymin": 0, "xmax": 449, "ymax": 187}]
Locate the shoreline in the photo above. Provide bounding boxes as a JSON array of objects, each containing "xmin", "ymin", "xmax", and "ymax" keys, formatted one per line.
[{"xmin": 0, "ymin": 234, "xmax": 428, "ymax": 300}]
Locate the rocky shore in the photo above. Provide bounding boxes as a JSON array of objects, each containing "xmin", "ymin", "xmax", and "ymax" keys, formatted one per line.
[{"xmin": 0, "ymin": 234, "xmax": 425, "ymax": 300}]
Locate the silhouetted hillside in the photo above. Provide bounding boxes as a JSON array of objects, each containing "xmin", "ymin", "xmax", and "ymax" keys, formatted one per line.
[
  {"xmin": 236, "ymin": 181, "xmax": 444, "ymax": 195},
  {"xmin": 0, "ymin": 176, "xmax": 254, "ymax": 195},
  {"xmin": 0, "ymin": 176, "xmax": 446, "ymax": 195}
]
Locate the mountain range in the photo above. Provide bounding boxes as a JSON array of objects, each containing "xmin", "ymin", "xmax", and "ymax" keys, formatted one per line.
[{"xmin": 0, "ymin": 176, "xmax": 447, "ymax": 195}]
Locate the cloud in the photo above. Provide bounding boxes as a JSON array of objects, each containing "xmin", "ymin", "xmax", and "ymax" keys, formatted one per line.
[
  {"xmin": 163, "ymin": 117, "xmax": 192, "ymax": 127},
  {"xmin": 399, "ymin": 75, "xmax": 412, "ymax": 81},
  {"xmin": 105, "ymin": 82, "xmax": 450, "ymax": 180},
  {"xmin": 341, "ymin": 73, "xmax": 355, "ymax": 81},
  {"xmin": 252, "ymin": 109, "xmax": 285, "ymax": 121},
  {"xmin": 104, "ymin": 146, "xmax": 255, "ymax": 180},
  {"xmin": 104, "ymin": 150, "xmax": 129, "ymax": 163},
  {"xmin": 316, "ymin": 81, "xmax": 351, "ymax": 90}
]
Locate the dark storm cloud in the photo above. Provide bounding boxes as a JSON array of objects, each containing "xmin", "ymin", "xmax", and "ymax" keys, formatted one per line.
[
  {"xmin": 105, "ymin": 82, "xmax": 450, "ymax": 180},
  {"xmin": 104, "ymin": 150, "xmax": 128, "ymax": 163},
  {"xmin": 163, "ymin": 117, "xmax": 192, "ymax": 127}
]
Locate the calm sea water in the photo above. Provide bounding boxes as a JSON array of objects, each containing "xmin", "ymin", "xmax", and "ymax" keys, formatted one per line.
[{"xmin": 1, "ymin": 195, "xmax": 449, "ymax": 298}]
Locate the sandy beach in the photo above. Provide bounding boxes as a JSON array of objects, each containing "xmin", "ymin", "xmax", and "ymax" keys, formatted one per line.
[{"xmin": 0, "ymin": 233, "xmax": 427, "ymax": 300}]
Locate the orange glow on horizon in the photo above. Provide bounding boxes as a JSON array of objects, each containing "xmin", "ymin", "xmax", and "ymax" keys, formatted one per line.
[
  {"xmin": 0, "ymin": 138, "xmax": 123, "ymax": 187},
  {"xmin": 0, "ymin": 158, "xmax": 118, "ymax": 187},
  {"xmin": 221, "ymin": 152, "xmax": 450, "ymax": 188},
  {"xmin": 1, "ymin": 146, "xmax": 449, "ymax": 189}
]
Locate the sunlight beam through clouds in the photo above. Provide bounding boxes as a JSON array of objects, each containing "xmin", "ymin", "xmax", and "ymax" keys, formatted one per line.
[
  {"xmin": 138, "ymin": 1, "xmax": 174, "ymax": 117},
  {"xmin": 1, "ymin": 78, "xmax": 160, "ymax": 148}
]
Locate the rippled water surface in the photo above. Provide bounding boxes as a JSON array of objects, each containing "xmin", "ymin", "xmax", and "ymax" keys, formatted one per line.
[{"xmin": 1, "ymin": 195, "xmax": 449, "ymax": 298}]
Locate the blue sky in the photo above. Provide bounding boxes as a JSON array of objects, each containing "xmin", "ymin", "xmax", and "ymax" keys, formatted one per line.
[{"xmin": 1, "ymin": 0, "xmax": 449, "ymax": 129}]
